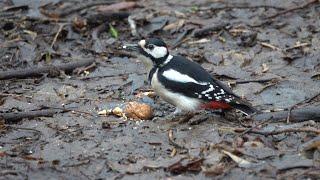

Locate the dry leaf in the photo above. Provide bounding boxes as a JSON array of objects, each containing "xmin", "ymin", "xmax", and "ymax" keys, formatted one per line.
[
  {"xmin": 262, "ymin": 63, "xmax": 269, "ymax": 73},
  {"xmin": 222, "ymin": 150, "xmax": 252, "ymax": 168},
  {"xmin": 112, "ymin": 107, "xmax": 125, "ymax": 117},
  {"xmin": 163, "ymin": 19, "xmax": 185, "ymax": 31}
]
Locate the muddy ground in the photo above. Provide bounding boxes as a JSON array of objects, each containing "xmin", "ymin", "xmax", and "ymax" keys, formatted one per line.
[{"xmin": 0, "ymin": 0, "xmax": 320, "ymax": 179}]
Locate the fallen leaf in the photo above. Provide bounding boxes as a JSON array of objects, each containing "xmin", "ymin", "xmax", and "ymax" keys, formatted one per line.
[
  {"xmin": 167, "ymin": 158, "xmax": 204, "ymax": 174},
  {"xmin": 203, "ymin": 163, "xmax": 225, "ymax": 176},
  {"xmin": 222, "ymin": 150, "xmax": 252, "ymax": 168},
  {"xmin": 135, "ymin": 91, "xmax": 156, "ymax": 99},
  {"xmin": 174, "ymin": 10, "xmax": 186, "ymax": 18},
  {"xmin": 73, "ymin": 16, "xmax": 87, "ymax": 30},
  {"xmin": 0, "ymin": 151, "xmax": 6, "ymax": 157},
  {"xmin": 23, "ymin": 30, "xmax": 37, "ymax": 40},
  {"xmin": 170, "ymin": 148, "xmax": 177, "ymax": 157},
  {"xmin": 163, "ymin": 19, "xmax": 185, "ymax": 31},
  {"xmin": 112, "ymin": 107, "xmax": 125, "ymax": 117},
  {"xmin": 109, "ymin": 24, "xmax": 118, "ymax": 38},
  {"xmin": 143, "ymin": 16, "xmax": 168, "ymax": 35},
  {"xmin": 98, "ymin": 107, "xmax": 126, "ymax": 119},
  {"xmin": 271, "ymin": 154, "xmax": 314, "ymax": 170},
  {"xmin": 98, "ymin": 109, "xmax": 110, "ymax": 116},
  {"xmin": 22, "ymin": 155, "xmax": 43, "ymax": 161},
  {"xmin": 299, "ymin": 136, "xmax": 320, "ymax": 158},
  {"xmin": 107, "ymin": 156, "xmax": 184, "ymax": 174},
  {"xmin": 262, "ymin": 63, "xmax": 269, "ymax": 73},
  {"xmin": 45, "ymin": 52, "xmax": 52, "ymax": 63},
  {"xmin": 302, "ymin": 136, "xmax": 320, "ymax": 151},
  {"xmin": 311, "ymin": 73, "xmax": 320, "ymax": 80},
  {"xmin": 240, "ymin": 144, "xmax": 278, "ymax": 160},
  {"xmin": 187, "ymin": 38, "xmax": 210, "ymax": 45}
]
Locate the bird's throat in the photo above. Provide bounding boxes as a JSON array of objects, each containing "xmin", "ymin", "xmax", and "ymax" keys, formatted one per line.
[{"xmin": 138, "ymin": 55, "xmax": 153, "ymax": 72}]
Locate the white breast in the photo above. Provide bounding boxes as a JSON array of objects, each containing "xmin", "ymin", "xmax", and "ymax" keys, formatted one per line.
[{"xmin": 151, "ymin": 69, "xmax": 201, "ymax": 111}]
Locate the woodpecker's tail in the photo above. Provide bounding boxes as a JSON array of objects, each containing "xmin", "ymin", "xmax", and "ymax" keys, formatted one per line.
[{"xmin": 230, "ymin": 99, "xmax": 257, "ymax": 116}]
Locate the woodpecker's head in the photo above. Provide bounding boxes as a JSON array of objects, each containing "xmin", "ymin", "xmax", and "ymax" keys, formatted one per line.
[{"xmin": 123, "ymin": 38, "xmax": 169, "ymax": 67}]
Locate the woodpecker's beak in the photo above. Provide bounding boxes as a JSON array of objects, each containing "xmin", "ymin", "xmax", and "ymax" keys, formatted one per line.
[{"xmin": 122, "ymin": 43, "xmax": 140, "ymax": 51}]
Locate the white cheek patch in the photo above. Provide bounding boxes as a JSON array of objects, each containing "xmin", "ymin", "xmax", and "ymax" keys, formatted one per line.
[{"xmin": 144, "ymin": 46, "xmax": 168, "ymax": 59}]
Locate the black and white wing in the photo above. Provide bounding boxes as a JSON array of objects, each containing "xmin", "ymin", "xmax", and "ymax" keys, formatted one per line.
[{"xmin": 157, "ymin": 55, "xmax": 237, "ymax": 103}]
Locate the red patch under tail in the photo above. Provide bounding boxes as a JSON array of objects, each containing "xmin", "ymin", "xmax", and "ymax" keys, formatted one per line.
[{"xmin": 201, "ymin": 101, "xmax": 232, "ymax": 110}]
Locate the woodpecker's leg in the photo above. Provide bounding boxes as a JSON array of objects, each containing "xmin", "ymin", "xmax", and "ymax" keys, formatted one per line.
[
  {"xmin": 173, "ymin": 108, "xmax": 182, "ymax": 115},
  {"xmin": 165, "ymin": 108, "xmax": 183, "ymax": 121},
  {"xmin": 177, "ymin": 112, "xmax": 195, "ymax": 124},
  {"xmin": 209, "ymin": 109, "xmax": 225, "ymax": 115}
]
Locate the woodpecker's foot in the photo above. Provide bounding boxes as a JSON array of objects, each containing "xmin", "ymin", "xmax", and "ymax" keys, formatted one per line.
[
  {"xmin": 164, "ymin": 113, "xmax": 184, "ymax": 121},
  {"xmin": 165, "ymin": 108, "xmax": 194, "ymax": 122},
  {"xmin": 209, "ymin": 109, "xmax": 226, "ymax": 116},
  {"xmin": 188, "ymin": 114, "xmax": 209, "ymax": 125},
  {"xmin": 177, "ymin": 112, "xmax": 194, "ymax": 124},
  {"xmin": 167, "ymin": 108, "xmax": 183, "ymax": 121},
  {"xmin": 173, "ymin": 108, "xmax": 182, "ymax": 115}
]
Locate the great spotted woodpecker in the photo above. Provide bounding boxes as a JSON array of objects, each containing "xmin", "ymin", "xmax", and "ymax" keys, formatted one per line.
[{"xmin": 123, "ymin": 38, "xmax": 256, "ymax": 115}]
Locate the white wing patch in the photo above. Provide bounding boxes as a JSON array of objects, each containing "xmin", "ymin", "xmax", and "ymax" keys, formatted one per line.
[
  {"xmin": 151, "ymin": 69, "xmax": 201, "ymax": 111},
  {"xmin": 162, "ymin": 69, "xmax": 207, "ymax": 85},
  {"xmin": 201, "ymin": 84, "xmax": 215, "ymax": 94},
  {"xmin": 197, "ymin": 84, "xmax": 235, "ymax": 102},
  {"xmin": 162, "ymin": 69, "xmax": 235, "ymax": 103}
]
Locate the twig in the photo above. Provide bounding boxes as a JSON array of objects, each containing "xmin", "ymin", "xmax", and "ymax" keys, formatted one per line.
[
  {"xmin": 236, "ymin": 127, "xmax": 320, "ymax": 136},
  {"xmin": 285, "ymin": 43, "xmax": 310, "ymax": 51},
  {"xmin": 2, "ymin": 126, "xmax": 42, "ymax": 143},
  {"xmin": 60, "ymin": 108, "xmax": 95, "ymax": 117},
  {"xmin": 254, "ymin": 81, "xmax": 279, "ymax": 94},
  {"xmin": 40, "ymin": 0, "xmax": 117, "ymax": 18},
  {"xmin": 2, "ymin": 5, "xmax": 29, "ymax": 12},
  {"xmin": 76, "ymin": 62, "xmax": 96, "ymax": 75},
  {"xmin": 286, "ymin": 106, "xmax": 295, "ymax": 123},
  {"xmin": 259, "ymin": 42, "xmax": 282, "ymax": 51},
  {"xmin": 252, "ymin": 106, "xmax": 320, "ymax": 122},
  {"xmin": 0, "ymin": 93, "xmax": 32, "ymax": 98},
  {"xmin": 85, "ymin": 12, "xmax": 130, "ymax": 27},
  {"xmin": 62, "ymin": 159, "xmax": 91, "ymax": 167},
  {"xmin": 92, "ymin": 23, "xmax": 109, "ymax": 40},
  {"xmin": 267, "ymin": 0, "xmax": 319, "ymax": 19},
  {"xmin": 0, "ymin": 58, "xmax": 95, "ymax": 80},
  {"xmin": 0, "ymin": 109, "xmax": 67, "ymax": 123},
  {"xmin": 128, "ymin": 16, "xmax": 139, "ymax": 37},
  {"xmin": 193, "ymin": 22, "xmax": 228, "ymax": 38},
  {"xmin": 171, "ymin": 28, "xmax": 193, "ymax": 49},
  {"xmin": 51, "ymin": 23, "xmax": 65, "ymax": 48},
  {"xmin": 203, "ymin": 4, "xmax": 285, "ymax": 11},
  {"xmin": 286, "ymin": 92, "xmax": 320, "ymax": 123},
  {"xmin": 168, "ymin": 129, "xmax": 188, "ymax": 151},
  {"xmin": 239, "ymin": 118, "xmax": 274, "ymax": 136},
  {"xmin": 230, "ymin": 78, "xmax": 277, "ymax": 85},
  {"xmin": 24, "ymin": 16, "xmax": 69, "ymax": 23},
  {"xmin": 188, "ymin": 116, "xmax": 208, "ymax": 125}
]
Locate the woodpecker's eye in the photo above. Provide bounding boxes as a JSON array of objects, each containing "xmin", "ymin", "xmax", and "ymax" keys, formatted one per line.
[{"xmin": 146, "ymin": 44, "xmax": 154, "ymax": 50}]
